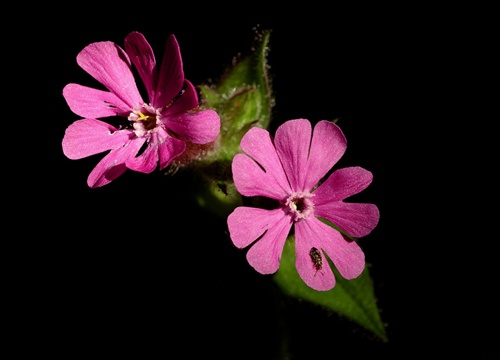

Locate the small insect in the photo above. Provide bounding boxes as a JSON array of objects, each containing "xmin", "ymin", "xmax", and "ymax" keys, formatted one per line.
[
  {"xmin": 309, "ymin": 247, "xmax": 323, "ymax": 273},
  {"xmin": 216, "ymin": 181, "xmax": 228, "ymax": 196}
]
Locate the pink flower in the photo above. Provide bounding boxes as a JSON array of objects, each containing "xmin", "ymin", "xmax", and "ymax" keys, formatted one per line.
[
  {"xmin": 227, "ymin": 119, "xmax": 379, "ymax": 291},
  {"xmin": 62, "ymin": 32, "xmax": 221, "ymax": 188}
]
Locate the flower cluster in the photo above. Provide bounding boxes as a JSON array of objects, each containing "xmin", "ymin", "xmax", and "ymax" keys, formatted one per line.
[
  {"xmin": 62, "ymin": 32, "xmax": 220, "ymax": 188},
  {"xmin": 62, "ymin": 32, "xmax": 379, "ymax": 292}
]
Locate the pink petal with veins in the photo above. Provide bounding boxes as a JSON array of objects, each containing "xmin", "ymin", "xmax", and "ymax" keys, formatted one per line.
[
  {"xmin": 63, "ymin": 84, "xmax": 132, "ymax": 119},
  {"xmin": 124, "ymin": 31, "xmax": 157, "ymax": 104},
  {"xmin": 274, "ymin": 118, "xmax": 312, "ymax": 191},
  {"xmin": 62, "ymin": 119, "xmax": 133, "ymax": 159},
  {"xmin": 232, "ymin": 154, "xmax": 289, "ymax": 200},
  {"xmin": 77, "ymin": 41, "xmax": 142, "ymax": 108},
  {"xmin": 294, "ymin": 221, "xmax": 336, "ymax": 291},
  {"xmin": 313, "ymin": 166, "xmax": 379, "ymax": 237},
  {"xmin": 305, "ymin": 217, "xmax": 365, "ymax": 279},
  {"xmin": 87, "ymin": 137, "xmax": 145, "ymax": 188},
  {"xmin": 167, "ymin": 109, "xmax": 221, "ymax": 144},
  {"xmin": 228, "ymin": 207, "xmax": 291, "ymax": 274},
  {"xmin": 228, "ymin": 207, "xmax": 290, "ymax": 249},
  {"xmin": 304, "ymin": 120, "xmax": 347, "ymax": 191},
  {"xmin": 315, "ymin": 202, "xmax": 380, "ymax": 238},
  {"xmin": 164, "ymin": 80, "xmax": 199, "ymax": 116},
  {"xmin": 235, "ymin": 127, "xmax": 292, "ymax": 197},
  {"xmin": 154, "ymin": 34, "xmax": 184, "ymax": 109}
]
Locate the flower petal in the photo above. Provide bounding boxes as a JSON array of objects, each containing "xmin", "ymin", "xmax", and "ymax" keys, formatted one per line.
[
  {"xmin": 125, "ymin": 143, "xmax": 158, "ymax": 174},
  {"xmin": 124, "ymin": 31, "xmax": 158, "ymax": 104},
  {"xmin": 62, "ymin": 119, "xmax": 133, "ymax": 159},
  {"xmin": 246, "ymin": 220, "xmax": 291, "ymax": 274},
  {"xmin": 166, "ymin": 109, "xmax": 220, "ymax": 144},
  {"xmin": 63, "ymin": 84, "xmax": 131, "ymax": 119},
  {"xmin": 275, "ymin": 119, "xmax": 347, "ymax": 191},
  {"xmin": 304, "ymin": 120, "xmax": 347, "ymax": 191},
  {"xmin": 313, "ymin": 166, "xmax": 379, "ymax": 238},
  {"xmin": 298, "ymin": 217, "xmax": 365, "ymax": 282},
  {"xmin": 319, "ymin": 228, "xmax": 365, "ymax": 280},
  {"xmin": 228, "ymin": 208, "xmax": 292, "ymax": 274},
  {"xmin": 294, "ymin": 219, "xmax": 336, "ymax": 291},
  {"xmin": 87, "ymin": 137, "xmax": 145, "ymax": 188},
  {"xmin": 313, "ymin": 166, "xmax": 374, "ymax": 202},
  {"xmin": 314, "ymin": 202, "xmax": 380, "ymax": 238},
  {"xmin": 274, "ymin": 119, "xmax": 346, "ymax": 192},
  {"xmin": 164, "ymin": 80, "xmax": 199, "ymax": 115},
  {"xmin": 228, "ymin": 206, "xmax": 292, "ymax": 274},
  {"xmin": 158, "ymin": 136, "xmax": 186, "ymax": 170},
  {"xmin": 89, "ymin": 161, "xmax": 127, "ymax": 189},
  {"xmin": 153, "ymin": 34, "xmax": 184, "ymax": 109},
  {"xmin": 274, "ymin": 118, "xmax": 312, "ymax": 191},
  {"xmin": 232, "ymin": 154, "xmax": 290, "ymax": 199},
  {"xmin": 228, "ymin": 207, "xmax": 288, "ymax": 248},
  {"xmin": 77, "ymin": 41, "xmax": 142, "ymax": 108},
  {"xmin": 125, "ymin": 127, "xmax": 186, "ymax": 172},
  {"xmin": 236, "ymin": 127, "xmax": 291, "ymax": 198}
]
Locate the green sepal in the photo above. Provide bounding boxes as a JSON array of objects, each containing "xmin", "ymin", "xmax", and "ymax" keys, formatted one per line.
[
  {"xmin": 192, "ymin": 29, "xmax": 273, "ymax": 215},
  {"xmin": 273, "ymin": 236, "xmax": 388, "ymax": 342},
  {"xmin": 192, "ymin": 176, "xmax": 243, "ymax": 219},
  {"xmin": 198, "ymin": 29, "xmax": 272, "ymax": 165}
]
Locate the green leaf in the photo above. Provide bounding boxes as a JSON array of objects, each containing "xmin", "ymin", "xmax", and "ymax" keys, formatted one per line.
[{"xmin": 273, "ymin": 237, "xmax": 388, "ymax": 342}]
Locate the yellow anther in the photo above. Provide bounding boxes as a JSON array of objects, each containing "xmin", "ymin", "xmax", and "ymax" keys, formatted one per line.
[{"xmin": 137, "ymin": 112, "xmax": 149, "ymax": 121}]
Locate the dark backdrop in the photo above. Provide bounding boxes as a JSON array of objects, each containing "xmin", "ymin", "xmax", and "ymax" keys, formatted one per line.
[{"xmin": 17, "ymin": 5, "xmax": 497, "ymax": 360}]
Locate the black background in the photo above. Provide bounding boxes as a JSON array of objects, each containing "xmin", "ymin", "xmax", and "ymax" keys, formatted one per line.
[{"xmin": 16, "ymin": 5, "xmax": 498, "ymax": 359}]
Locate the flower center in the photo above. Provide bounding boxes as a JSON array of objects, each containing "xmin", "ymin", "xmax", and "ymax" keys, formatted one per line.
[
  {"xmin": 283, "ymin": 191, "xmax": 315, "ymax": 222},
  {"xmin": 128, "ymin": 104, "xmax": 161, "ymax": 137}
]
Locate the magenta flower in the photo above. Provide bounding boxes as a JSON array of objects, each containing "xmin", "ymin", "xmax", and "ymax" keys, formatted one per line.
[
  {"xmin": 62, "ymin": 32, "xmax": 221, "ymax": 188},
  {"xmin": 227, "ymin": 119, "xmax": 379, "ymax": 291}
]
